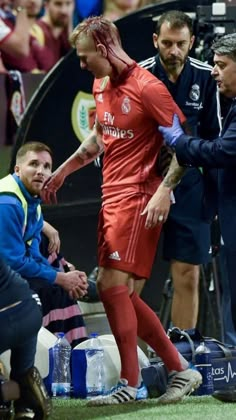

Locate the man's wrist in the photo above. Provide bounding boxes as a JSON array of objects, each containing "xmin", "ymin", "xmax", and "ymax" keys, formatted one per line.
[
  {"xmin": 55, "ymin": 271, "xmax": 65, "ymax": 285},
  {"xmin": 160, "ymin": 183, "xmax": 173, "ymax": 195},
  {"xmin": 15, "ymin": 6, "xmax": 26, "ymax": 13}
]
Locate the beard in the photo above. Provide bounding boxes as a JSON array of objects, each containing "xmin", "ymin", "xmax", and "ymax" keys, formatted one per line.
[
  {"xmin": 159, "ymin": 51, "xmax": 188, "ymax": 71},
  {"xmin": 50, "ymin": 16, "xmax": 69, "ymax": 28}
]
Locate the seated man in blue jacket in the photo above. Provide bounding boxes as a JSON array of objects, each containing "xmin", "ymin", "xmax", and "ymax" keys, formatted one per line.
[
  {"xmin": 0, "ymin": 258, "xmax": 51, "ymax": 419},
  {"xmin": 0, "ymin": 141, "xmax": 88, "ymax": 349},
  {"xmin": 159, "ymin": 33, "xmax": 236, "ymax": 334}
]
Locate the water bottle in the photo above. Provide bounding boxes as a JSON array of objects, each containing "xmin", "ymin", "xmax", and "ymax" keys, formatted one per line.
[
  {"xmin": 86, "ymin": 332, "xmax": 105, "ymax": 397},
  {"xmin": 51, "ymin": 332, "xmax": 71, "ymax": 398},
  {"xmin": 194, "ymin": 341, "xmax": 214, "ymax": 395}
]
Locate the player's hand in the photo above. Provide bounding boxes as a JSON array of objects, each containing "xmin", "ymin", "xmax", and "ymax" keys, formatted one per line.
[
  {"xmin": 42, "ymin": 169, "xmax": 66, "ymax": 204},
  {"xmin": 159, "ymin": 114, "xmax": 184, "ymax": 148},
  {"xmin": 141, "ymin": 184, "xmax": 172, "ymax": 228}
]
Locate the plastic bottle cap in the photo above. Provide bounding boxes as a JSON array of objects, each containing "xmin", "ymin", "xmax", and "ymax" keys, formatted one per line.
[
  {"xmin": 89, "ymin": 332, "xmax": 99, "ymax": 338},
  {"xmin": 57, "ymin": 332, "xmax": 65, "ymax": 339},
  {"xmin": 195, "ymin": 342, "xmax": 210, "ymax": 353}
]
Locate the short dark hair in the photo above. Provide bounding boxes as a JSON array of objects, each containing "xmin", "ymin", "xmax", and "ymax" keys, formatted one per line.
[
  {"xmin": 212, "ymin": 33, "xmax": 236, "ymax": 62},
  {"xmin": 155, "ymin": 10, "xmax": 193, "ymax": 37},
  {"xmin": 16, "ymin": 142, "xmax": 53, "ymax": 163}
]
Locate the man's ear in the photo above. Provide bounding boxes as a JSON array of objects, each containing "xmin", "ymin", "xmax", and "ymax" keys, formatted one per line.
[
  {"xmin": 97, "ymin": 43, "xmax": 107, "ymax": 57},
  {"xmin": 189, "ymin": 35, "xmax": 195, "ymax": 51},
  {"xmin": 14, "ymin": 165, "xmax": 20, "ymax": 176},
  {"xmin": 153, "ymin": 33, "xmax": 158, "ymax": 49}
]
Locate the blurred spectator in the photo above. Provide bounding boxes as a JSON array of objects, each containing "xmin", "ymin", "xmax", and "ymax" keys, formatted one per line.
[
  {"xmin": 1, "ymin": 0, "xmax": 74, "ymax": 72},
  {"xmin": 74, "ymin": 0, "xmax": 102, "ymax": 25},
  {"xmin": 0, "ymin": 0, "xmax": 31, "ymax": 72},
  {"xmin": 103, "ymin": 0, "xmax": 146, "ymax": 21},
  {"xmin": 32, "ymin": 0, "xmax": 74, "ymax": 71},
  {"xmin": 1, "ymin": 0, "xmax": 50, "ymax": 72}
]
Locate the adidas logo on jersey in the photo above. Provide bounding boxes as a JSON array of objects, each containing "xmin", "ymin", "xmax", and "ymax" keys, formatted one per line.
[{"xmin": 108, "ymin": 251, "xmax": 121, "ymax": 261}]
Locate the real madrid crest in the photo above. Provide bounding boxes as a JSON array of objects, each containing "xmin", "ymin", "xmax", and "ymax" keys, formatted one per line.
[
  {"xmin": 121, "ymin": 96, "xmax": 131, "ymax": 114},
  {"xmin": 189, "ymin": 84, "xmax": 200, "ymax": 101}
]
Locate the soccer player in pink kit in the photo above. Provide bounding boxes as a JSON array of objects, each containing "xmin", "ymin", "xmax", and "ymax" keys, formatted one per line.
[{"xmin": 43, "ymin": 16, "xmax": 202, "ymax": 405}]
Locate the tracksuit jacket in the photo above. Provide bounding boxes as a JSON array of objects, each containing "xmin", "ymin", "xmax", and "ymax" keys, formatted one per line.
[{"xmin": 0, "ymin": 173, "xmax": 57, "ymax": 283}]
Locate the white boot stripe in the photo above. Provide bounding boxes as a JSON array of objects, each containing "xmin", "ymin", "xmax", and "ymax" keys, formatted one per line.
[{"xmin": 157, "ymin": 369, "xmax": 202, "ymax": 404}]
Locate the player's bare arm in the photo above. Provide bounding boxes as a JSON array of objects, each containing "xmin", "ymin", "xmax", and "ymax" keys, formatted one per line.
[
  {"xmin": 77, "ymin": 130, "xmax": 103, "ymax": 167},
  {"xmin": 43, "ymin": 120, "xmax": 103, "ymax": 203},
  {"xmin": 162, "ymin": 153, "xmax": 186, "ymax": 190},
  {"xmin": 56, "ymin": 120, "xmax": 104, "ymax": 176},
  {"xmin": 141, "ymin": 154, "xmax": 186, "ymax": 228}
]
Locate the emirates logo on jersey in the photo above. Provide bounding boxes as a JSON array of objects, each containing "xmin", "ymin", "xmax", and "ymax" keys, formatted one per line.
[{"xmin": 121, "ymin": 96, "xmax": 131, "ymax": 114}]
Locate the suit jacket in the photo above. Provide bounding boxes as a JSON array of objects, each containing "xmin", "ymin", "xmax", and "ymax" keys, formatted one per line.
[{"xmin": 175, "ymin": 101, "xmax": 236, "ymax": 251}]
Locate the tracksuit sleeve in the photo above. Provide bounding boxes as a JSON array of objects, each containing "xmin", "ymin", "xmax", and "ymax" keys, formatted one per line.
[
  {"xmin": 175, "ymin": 113, "xmax": 236, "ymax": 168},
  {"xmin": 0, "ymin": 203, "xmax": 57, "ymax": 283}
]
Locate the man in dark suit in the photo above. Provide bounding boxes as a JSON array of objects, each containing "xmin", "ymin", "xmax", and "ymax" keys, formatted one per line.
[{"xmin": 158, "ymin": 33, "xmax": 236, "ymax": 331}]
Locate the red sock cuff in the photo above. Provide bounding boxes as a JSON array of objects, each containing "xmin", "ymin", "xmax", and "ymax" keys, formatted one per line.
[{"xmin": 99, "ymin": 285, "xmax": 129, "ymax": 302}]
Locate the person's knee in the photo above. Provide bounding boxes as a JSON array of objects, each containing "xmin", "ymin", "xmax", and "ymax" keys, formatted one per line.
[
  {"xmin": 97, "ymin": 267, "xmax": 129, "ymax": 292},
  {"xmin": 171, "ymin": 261, "xmax": 199, "ymax": 293},
  {"xmin": 133, "ymin": 279, "xmax": 146, "ymax": 296}
]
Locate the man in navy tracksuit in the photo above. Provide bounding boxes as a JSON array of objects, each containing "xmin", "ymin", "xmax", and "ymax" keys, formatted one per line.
[
  {"xmin": 139, "ymin": 10, "xmax": 221, "ymax": 330},
  {"xmin": 0, "ymin": 258, "xmax": 51, "ymax": 419},
  {"xmin": 159, "ymin": 32, "xmax": 236, "ymax": 332}
]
